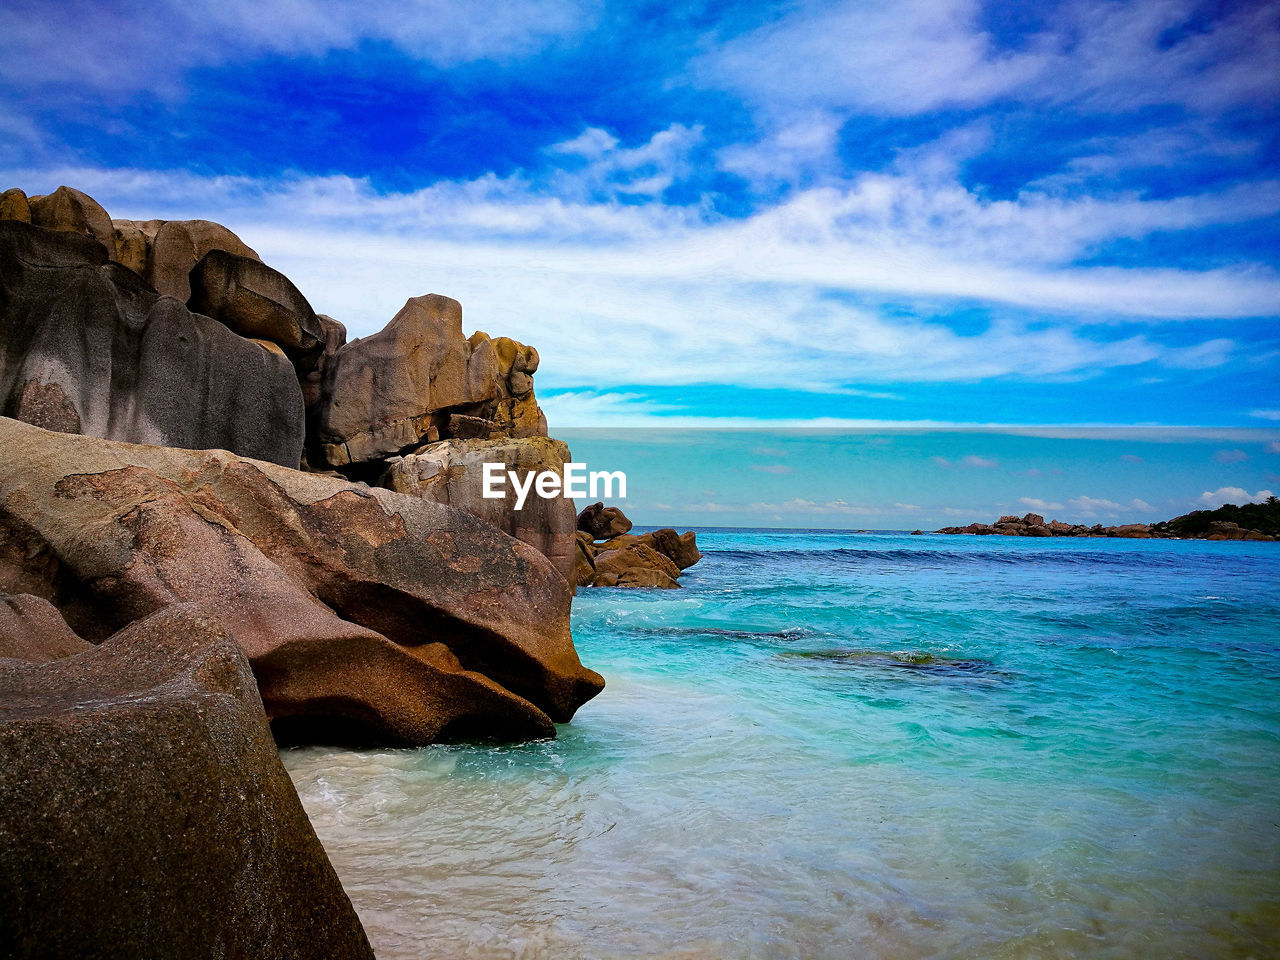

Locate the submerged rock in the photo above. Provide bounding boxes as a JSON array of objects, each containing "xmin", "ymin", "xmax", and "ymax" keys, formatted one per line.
[
  {"xmin": 0, "ymin": 604, "xmax": 374, "ymax": 959},
  {"xmin": 0, "ymin": 417, "xmax": 603, "ymax": 744}
]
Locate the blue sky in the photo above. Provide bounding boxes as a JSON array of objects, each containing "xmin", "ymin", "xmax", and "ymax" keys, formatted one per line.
[{"xmin": 2, "ymin": 0, "xmax": 1278, "ymax": 525}]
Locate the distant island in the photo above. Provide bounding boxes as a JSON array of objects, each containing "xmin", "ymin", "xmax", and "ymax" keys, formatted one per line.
[{"xmin": 931, "ymin": 498, "xmax": 1279, "ymax": 541}]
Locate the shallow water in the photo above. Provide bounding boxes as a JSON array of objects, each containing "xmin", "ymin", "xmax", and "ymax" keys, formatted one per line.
[{"xmin": 283, "ymin": 530, "xmax": 1280, "ymax": 959}]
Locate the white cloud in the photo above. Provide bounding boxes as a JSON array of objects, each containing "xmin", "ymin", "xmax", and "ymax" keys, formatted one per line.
[
  {"xmin": 1018, "ymin": 497, "xmax": 1063, "ymax": 512},
  {"xmin": 1119, "ymin": 454, "xmax": 1143, "ymax": 463},
  {"xmin": 1213, "ymin": 449, "xmax": 1248, "ymax": 464},
  {"xmin": 1198, "ymin": 486, "xmax": 1275, "ymax": 508},
  {"xmin": 702, "ymin": 0, "xmax": 1279, "ymax": 118},
  {"xmin": 5, "ymin": 161, "xmax": 1275, "ymax": 401},
  {"xmin": 1251, "ymin": 410, "xmax": 1280, "ymax": 420},
  {"xmin": 1267, "ymin": 441, "xmax": 1280, "ymax": 454},
  {"xmin": 1065, "ymin": 495, "xmax": 1153, "ymax": 519},
  {"xmin": 752, "ymin": 464, "xmax": 794, "ymax": 475},
  {"xmin": 958, "ymin": 455, "xmax": 998, "ymax": 469},
  {"xmin": 0, "ymin": 0, "xmax": 595, "ymax": 92}
]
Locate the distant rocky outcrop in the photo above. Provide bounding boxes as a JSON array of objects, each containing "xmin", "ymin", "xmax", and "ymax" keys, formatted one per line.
[
  {"xmin": 0, "ymin": 604, "xmax": 375, "ymax": 959},
  {"xmin": 574, "ymin": 503, "xmax": 702, "ymax": 588},
  {"xmin": 937, "ymin": 504, "xmax": 1278, "ymax": 541}
]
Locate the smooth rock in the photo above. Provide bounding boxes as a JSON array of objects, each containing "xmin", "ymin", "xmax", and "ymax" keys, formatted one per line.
[
  {"xmin": 0, "ymin": 188, "xmax": 31, "ymax": 223},
  {"xmin": 188, "ymin": 248, "xmax": 325, "ymax": 367},
  {"xmin": 27, "ymin": 185, "xmax": 116, "ymax": 259},
  {"xmin": 0, "ymin": 220, "xmax": 304, "ymax": 467},
  {"xmin": 0, "ymin": 604, "xmax": 374, "ymax": 960},
  {"xmin": 148, "ymin": 218, "xmax": 261, "ymax": 301},
  {"xmin": 0, "ymin": 417, "xmax": 603, "ymax": 744}
]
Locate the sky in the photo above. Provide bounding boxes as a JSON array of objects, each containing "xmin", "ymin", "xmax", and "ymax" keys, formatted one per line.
[{"xmin": 2, "ymin": 0, "xmax": 1278, "ymax": 526}]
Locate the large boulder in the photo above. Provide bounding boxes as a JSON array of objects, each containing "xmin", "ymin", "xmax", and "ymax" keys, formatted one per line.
[
  {"xmin": 132, "ymin": 217, "xmax": 261, "ymax": 302},
  {"xmin": 477, "ymin": 333, "xmax": 548, "ymax": 438},
  {"xmin": 578, "ymin": 501, "xmax": 633, "ymax": 540},
  {"xmin": 0, "ymin": 220, "xmax": 304, "ymax": 467},
  {"xmin": 0, "ymin": 604, "xmax": 374, "ymax": 959},
  {"xmin": 27, "ymin": 186, "xmax": 116, "ymax": 259},
  {"xmin": 380, "ymin": 436, "xmax": 578, "ymax": 584},
  {"xmin": 317, "ymin": 294, "xmax": 502, "ymax": 465},
  {"xmin": 0, "ymin": 417, "xmax": 603, "ymax": 744},
  {"xmin": 188, "ymin": 249, "xmax": 325, "ymax": 368}
]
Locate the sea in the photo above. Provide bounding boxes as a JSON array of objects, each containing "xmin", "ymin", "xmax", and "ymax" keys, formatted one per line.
[{"xmin": 282, "ymin": 528, "xmax": 1280, "ymax": 959}]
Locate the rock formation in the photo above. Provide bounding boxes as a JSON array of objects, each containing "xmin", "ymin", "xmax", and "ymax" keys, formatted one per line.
[
  {"xmin": 935, "ymin": 508, "xmax": 1277, "ymax": 540},
  {"xmin": 0, "ymin": 219, "xmax": 305, "ymax": 466},
  {"xmin": 0, "ymin": 604, "xmax": 375, "ymax": 958},
  {"xmin": 315, "ymin": 294, "xmax": 550, "ymax": 467},
  {"xmin": 380, "ymin": 436, "xmax": 578, "ymax": 583},
  {"xmin": 0, "ymin": 417, "xmax": 603, "ymax": 744},
  {"xmin": 573, "ymin": 503, "xmax": 702, "ymax": 588}
]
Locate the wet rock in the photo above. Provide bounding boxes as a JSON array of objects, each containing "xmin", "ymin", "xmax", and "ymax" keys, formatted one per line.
[{"xmin": 0, "ymin": 604, "xmax": 374, "ymax": 959}]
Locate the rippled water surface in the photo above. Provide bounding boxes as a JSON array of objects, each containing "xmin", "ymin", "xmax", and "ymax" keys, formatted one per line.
[{"xmin": 283, "ymin": 530, "xmax": 1280, "ymax": 959}]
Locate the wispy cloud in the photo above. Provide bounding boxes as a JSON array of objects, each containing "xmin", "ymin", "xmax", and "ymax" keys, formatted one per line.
[
  {"xmin": 0, "ymin": 0, "xmax": 595, "ymax": 92},
  {"xmin": 1198, "ymin": 486, "xmax": 1274, "ymax": 508},
  {"xmin": 1213, "ymin": 449, "xmax": 1248, "ymax": 464}
]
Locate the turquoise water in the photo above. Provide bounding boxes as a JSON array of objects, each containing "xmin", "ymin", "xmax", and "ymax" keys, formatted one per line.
[{"xmin": 284, "ymin": 530, "xmax": 1280, "ymax": 959}]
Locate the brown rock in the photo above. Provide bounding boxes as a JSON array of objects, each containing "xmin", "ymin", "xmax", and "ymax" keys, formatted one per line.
[
  {"xmin": 0, "ymin": 604, "xmax": 374, "ymax": 959},
  {"xmin": 317, "ymin": 294, "xmax": 501, "ymax": 465},
  {"xmin": 592, "ymin": 542, "xmax": 681, "ymax": 589},
  {"xmin": 380, "ymin": 436, "xmax": 579, "ymax": 584},
  {"xmin": 0, "ymin": 220, "xmax": 305, "ymax": 467},
  {"xmin": 27, "ymin": 185, "xmax": 116, "ymax": 259},
  {"xmin": 147, "ymin": 218, "xmax": 260, "ymax": 301},
  {"xmin": 573, "ymin": 530, "xmax": 597, "ymax": 588},
  {"xmin": 0, "ymin": 594, "xmax": 92, "ymax": 662},
  {"xmin": 0, "ymin": 417, "xmax": 602, "ymax": 744},
  {"xmin": 188, "ymin": 248, "xmax": 325, "ymax": 368},
  {"xmin": 578, "ymin": 501, "xmax": 633, "ymax": 540},
  {"xmin": 0, "ymin": 187, "xmax": 31, "ymax": 223}
]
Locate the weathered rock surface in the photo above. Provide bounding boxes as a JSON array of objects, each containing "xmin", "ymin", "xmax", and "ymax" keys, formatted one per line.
[
  {"xmin": 578, "ymin": 501, "xmax": 633, "ymax": 540},
  {"xmin": 381, "ymin": 436, "xmax": 578, "ymax": 584},
  {"xmin": 0, "ymin": 604, "xmax": 375, "ymax": 959},
  {"xmin": 0, "ymin": 220, "xmax": 304, "ymax": 466},
  {"xmin": 0, "ymin": 594, "xmax": 92, "ymax": 662},
  {"xmin": 592, "ymin": 542, "xmax": 681, "ymax": 589},
  {"xmin": 317, "ymin": 294, "xmax": 502, "ymax": 465},
  {"xmin": 110, "ymin": 216, "xmax": 262, "ymax": 302},
  {"xmin": 188, "ymin": 248, "xmax": 325, "ymax": 368},
  {"xmin": 0, "ymin": 417, "xmax": 603, "ymax": 743}
]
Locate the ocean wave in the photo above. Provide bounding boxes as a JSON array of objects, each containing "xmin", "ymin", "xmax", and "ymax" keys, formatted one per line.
[{"xmin": 709, "ymin": 546, "xmax": 1190, "ymax": 569}]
